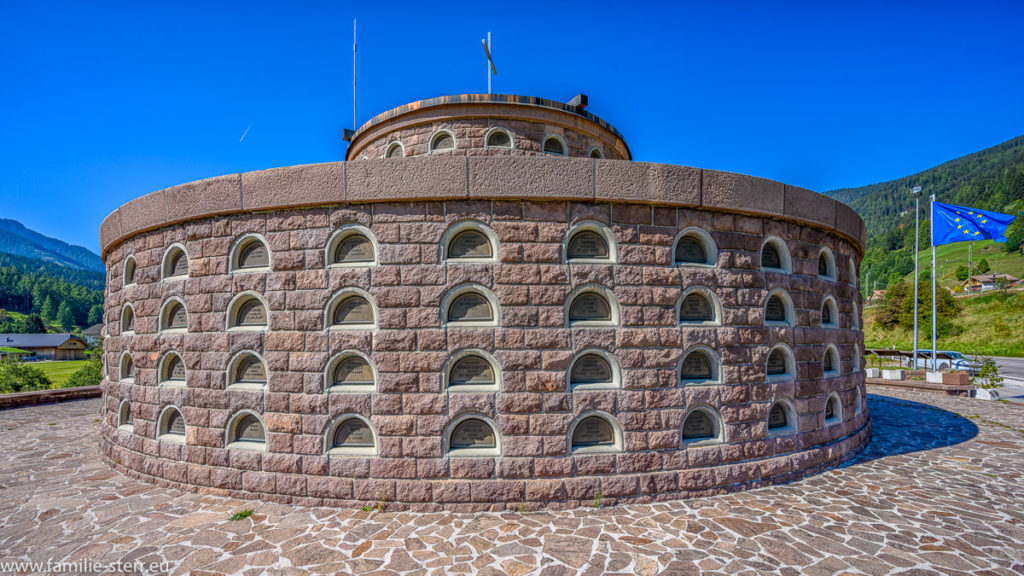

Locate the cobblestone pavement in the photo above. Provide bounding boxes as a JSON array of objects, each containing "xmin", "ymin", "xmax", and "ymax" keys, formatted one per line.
[{"xmin": 2, "ymin": 390, "xmax": 1023, "ymax": 576}]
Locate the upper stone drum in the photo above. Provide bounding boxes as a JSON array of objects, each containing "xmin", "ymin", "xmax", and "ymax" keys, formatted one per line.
[{"xmin": 98, "ymin": 94, "xmax": 870, "ymax": 511}]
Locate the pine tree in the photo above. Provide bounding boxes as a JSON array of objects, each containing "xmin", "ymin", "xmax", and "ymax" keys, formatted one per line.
[
  {"xmin": 40, "ymin": 296, "xmax": 55, "ymax": 321},
  {"xmin": 20, "ymin": 314, "xmax": 46, "ymax": 334},
  {"xmin": 87, "ymin": 304, "xmax": 103, "ymax": 325},
  {"xmin": 57, "ymin": 301, "xmax": 75, "ymax": 331},
  {"xmin": 977, "ymin": 258, "xmax": 991, "ymax": 274}
]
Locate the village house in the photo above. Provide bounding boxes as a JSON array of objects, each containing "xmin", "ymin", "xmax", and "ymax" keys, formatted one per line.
[{"xmin": 0, "ymin": 334, "xmax": 87, "ymax": 361}]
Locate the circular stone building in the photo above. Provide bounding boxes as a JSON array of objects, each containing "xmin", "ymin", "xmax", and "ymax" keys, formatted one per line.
[{"xmin": 98, "ymin": 94, "xmax": 869, "ymax": 511}]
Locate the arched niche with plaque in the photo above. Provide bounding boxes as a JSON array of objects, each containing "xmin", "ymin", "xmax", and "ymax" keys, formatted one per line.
[
  {"xmin": 227, "ymin": 292, "xmax": 269, "ymax": 331},
  {"xmin": 384, "ymin": 141, "xmax": 404, "ymax": 158},
  {"xmin": 679, "ymin": 346, "xmax": 719, "ymax": 384},
  {"xmin": 764, "ymin": 290, "xmax": 793, "ymax": 325},
  {"xmin": 119, "ymin": 352, "xmax": 134, "ymax": 382},
  {"xmin": 328, "ymin": 416, "xmax": 377, "ymax": 455},
  {"xmin": 326, "ymin": 225, "xmax": 378, "ymax": 268},
  {"xmin": 229, "ymin": 352, "xmax": 268, "ymax": 389},
  {"xmin": 442, "ymin": 221, "xmax": 497, "ymax": 263},
  {"xmin": 430, "ymin": 130, "xmax": 456, "ymax": 153},
  {"xmin": 117, "ymin": 399, "xmax": 133, "ymax": 430},
  {"xmin": 681, "ymin": 408, "xmax": 720, "ymax": 445},
  {"xmin": 673, "ymin": 227, "xmax": 717, "ymax": 267},
  {"xmin": 818, "ymin": 247, "xmax": 836, "ymax": 279},
  {"xmin": 821, "ymin": 296, "xmax": 839, "ymax": 328},
  {"xmin": 231, "ymin": 234, "xmax": 271, "ymax": 272},
  {"xmin": 485, "ymin": 127, "xmax": 513, "ymax": 149},
  {"xmin": 767, "ymin": 400, "xmax": 797, "ymax": 435},
  {"xmin": 121, "ymin": 304, "xmax": 135, "ymax": 334},
  {"xmin": 327, "ymin": 290, "xmax": 376, "ymax": 330},
  {"xmin": 564, "ymin": 222, "xmax": 616, "ymax": 263},
  {"xmin": 568, "ymin": 350, "xmax": 619, "ymax": 390},
  {"xmin": 158, "ymin": 406, "xmax": 186, "ymax": 442},
  {"xmin": 766, "ymin": 344, "xmax": 794, "ymax": 380},
  {"xmin": 445, "ymin": 351, "xmax": 500, "ymax": 392},
  {"xmin": 825, "ymin": 392, "xmax": 842, "ymax": 425},
  {"xmin": 566, "ymin": 285, "xmax": 618, "ymax": 326},
  {"xmin": 823, "ymin": 345, "xmax": 840, "ymax": 376},
  {"xmin": 227, "ymin": 412, "xmax": 266, "ymax": 450},
  {"xmin": 443, "ymin": 285, "xmax": 498, "ymax": 327},
  {"xmin": 849, "ymin": 258, "xmax": 858, "ymax": 288},
  {"xmin": 327, "ymin": 352, "xmax": 377, "ymax": 393},
  {"xmin": 160, "ymin": 352, "xmax": 187, "ymax": 386},
  {"xmin": 570, "ymin": 412, "xmax": 620, "ymax": 453},
  {"xmin": 677, "ymin": 288, "xmax": 719, "ymax": 325},
  {"xmin": 446, "ymin": 416, "xmax": 500, "ymax": 456},
  {"xmin": 123, "ymin": 256, "xmax": 137, "ymax": 286},
  {"xmin": 760, "ymin": 237, "xmax": 791, "ymax": 273},
  {"xmin": 160, "ymin": 299, "xmax": 188, "ymax": 333},
  {"xmin": 162, "ymin": 244, "xmax": 189, "ymax": 280}
]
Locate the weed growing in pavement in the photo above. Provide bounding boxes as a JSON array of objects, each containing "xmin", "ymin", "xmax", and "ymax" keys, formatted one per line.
[{"xmin": 229, "ymin": 509, "xmax": 254, "ymax": 521}]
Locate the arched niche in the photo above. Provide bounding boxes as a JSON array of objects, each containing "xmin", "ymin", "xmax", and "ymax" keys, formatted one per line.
[
  {"xmin": 162, "ymin": 243, "xmax": 189, "ymax": 280},
  {"xmin": 672, "ymin": 227, "xmax": 718, "ymax": 267},
  {"xmin": 679, "ymin": 346, "xmax": 720, "ymax": 385},
  {"xmin": 123, "ymin": 256, "xmax": 137, "ymax": 286},
  {"xmin": 326, "ymin": 414, "xmax": 378, "ymax": 456},
  {"xmin": 564, "ymin": 221, "xmax": 617, "ymax": 263},
  {"xmin": 326, "ymin": 225, "xmax": 378, "ymax": 268},
  {"xmin": 326, "ymin": 351, "xmax": 377, "ymax": 393},
  {"xmin": 159, "ymin": 351, "xmax": 187, "ymax": 386},
  {"xmin": 825, "ymin": 392, "xmax": 843, "ymax": 425},
  {"xmin": 442, "ymin": 284, "xmax": 499, "ymax": 327},
  {"xmin": 818, "ymin": 247, "xmax": 836, "ymax": 279},
  {"xmin": 226, "ymin": 292, "xmax": 270, "ymax": 331},
  {"xmin": 484, "ymin": 127, "xmax": 514, "ymax": 149},
  {"xmin": 444, "ymin": 350, "xmax": 500, "ymax": 392},
  {"xmin": 159, "ymin": 298, "xmax": 188, "ymax": 333},
  {"xmin": 120, "ymin": 304, "xmax": 135, "ymax": 334},
  {"xmin": 158, "ymin": 406, "xmax": 187, "ymax": 443},
  {"xmin": 567, "ymin": 349, "xmax": 620, "ymax": 390},
  {"xmin": 228, "ymin": 351, "xmax": 268, "ymax": 390},
  {"xmin": 445, "ymin": 414, "xmax": 501, "ymax": 457},
  {"xmin": 681, "ymin": 406, "xmax": 724, "ymax": 446},
  {"xmin": 119, "ymin": 351, "xmax": 134, "ymax": 383},
  {"xmin": 226, "ymin": 411, "xmax": 267, "ymax": 451},
  {"xmin": 569, "ymin": 411, "xmax": 622, "ymax": 454},
  {"xmin": 823, "ymin": 344, "xmax": 841, "ymax": 377},
  {"xmin": 677, "ymin": 287, "xmax": 721, "ymax": 326},
  {"xmin": 565, "ymin": 284, "xmax": 619, "ymax": 327},
  {"xmin": 767, "ymin": 399, "xmax": 798, "ymax": 436},
  {"xmin": 117, "ymin": 399, "xmax": 133, "ymax": 431},
  {"xmin": 764, "ymin": 289, "xmax": 794, "ymax": 326},
  {"xmin": 230, "ymin": 234, "xmax": 271, "ymax": 273},
  {"xmin": 821, "ymin": 296, "xmax": 839, "ymax": 328},
  {"xmin": 326, "ymin": 288, "xmax": 377, "ymax": 330},
  {"xmin": 765, "ymin": 344, "xmax": 796, "ymax": 381},
  {"xmin": 441, "ymin": 221, "xmax": 498, "ymax": 263},
  {"xmin": 429, "ymin": 129, "xmax": 456, "ymax": 153},
  {"xmin": 760, "ymin": 236, "xmax": 792, "ymax": 273}
]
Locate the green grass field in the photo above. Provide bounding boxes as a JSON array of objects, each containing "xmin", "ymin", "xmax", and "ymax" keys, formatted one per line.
[
  {"xmin": 34, "ymin": 360, "xmax": 88, "ymax": 388},
  {"xmin": 905, "ymin": 239, "xmax": 1024, "ymax": 290},
  {"xmin": 864, "ymin": 290, "xmax": 1024, "ymax": 357},
  {"xmin": 3, "ymin": 310, "xmax": 66, "ymax": 332}
]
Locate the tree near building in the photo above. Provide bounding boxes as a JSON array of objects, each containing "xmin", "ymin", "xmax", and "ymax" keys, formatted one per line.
[
  {"xmin": 977, "ymin": 258, "xmax": 991, "ymax": 274},
  {"xmin": 955, "ymin": 265, "xmax": 970, "ymax": 281},
  {"xmin": 19, "ymin": 314, "xmax": 46, "ymax": 334},
  {"xmin": 57, "ymin": 301, "xmax": 75, "ymax": 331},
  {"xmin": 87, "ymin": 304, "xmax": 103, "ymax": 325},
  {"xmin": 40, "ymin": 296, "xmax": 55, "ymax": 321}
]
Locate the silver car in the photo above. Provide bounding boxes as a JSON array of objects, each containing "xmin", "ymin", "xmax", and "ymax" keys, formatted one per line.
[{"xmin": 905, "ymin": 350, "xmax": 981, "ymax": 373}]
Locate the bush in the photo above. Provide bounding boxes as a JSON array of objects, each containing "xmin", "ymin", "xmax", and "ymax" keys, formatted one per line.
[
  {"xmin": 64, "ymin": 347, "xmax": 103, "ymax": 388},
  {"xmin": 0, "ymin": 359, "xmax": 53, "ymax": 393},
  {"xmin": 971, "ymin": 357, "xmax": 1003, "ymax": 389}
]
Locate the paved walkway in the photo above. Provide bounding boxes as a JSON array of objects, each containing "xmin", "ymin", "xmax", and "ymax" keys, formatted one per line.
[{"xmin": 1, "ymin": 390, "xmax": 1023, "ymax": 576}]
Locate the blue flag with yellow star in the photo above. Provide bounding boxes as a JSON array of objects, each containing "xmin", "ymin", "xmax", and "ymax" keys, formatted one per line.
[{"xmin": 932, "ymin": 201, "xmax": 1016, "ymax": 246}]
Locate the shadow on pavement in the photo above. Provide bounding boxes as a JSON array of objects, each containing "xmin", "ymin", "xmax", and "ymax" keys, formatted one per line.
[{"xmin": 850, "ymin": 394, "xmax": 978, "ymax": 465}]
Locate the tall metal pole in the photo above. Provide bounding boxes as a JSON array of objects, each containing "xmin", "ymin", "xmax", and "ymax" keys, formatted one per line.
[
  {"xmin": 930, "ymin": 193, "xmax": 938, "ymax": 368},
  {"xmin": 911, "ymin": 186, "xmax": 922, "ymax": 368},
  {"xmin": 353, "ymin": 19, "xmax": 357, "ymax": 129},
  {"xmin": 968, "ymin": 243, "xmax": 972, "ymax": 292},
  {"xmin": 487, "ymin": 32, "xmax": 492, "ymax": 94}
]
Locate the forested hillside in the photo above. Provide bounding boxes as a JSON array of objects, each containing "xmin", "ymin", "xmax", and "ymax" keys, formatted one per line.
[
  {"xmin": 0, "ymin": 218, "xmax": 104, "ymax": 272},
  {"xmin": 827, "ymin": 135, "xmax": 1024, "ymax": 294}
]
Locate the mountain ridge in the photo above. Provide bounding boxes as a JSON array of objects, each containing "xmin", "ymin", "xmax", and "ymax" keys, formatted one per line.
[{"xmin": 0, "ymin": 219, "xmax": 104, "ymax": 273}]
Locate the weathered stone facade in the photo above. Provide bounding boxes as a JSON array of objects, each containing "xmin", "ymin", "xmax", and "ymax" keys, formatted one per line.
[{"xmin": 98, "ymin": 96, "xmax": 868, "ymax": 511}]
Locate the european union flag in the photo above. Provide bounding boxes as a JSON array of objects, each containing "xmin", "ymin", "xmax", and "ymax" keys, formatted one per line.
[{"xmin": 932, "ymin": 201, "xmax": 1017, "ymax": 246}]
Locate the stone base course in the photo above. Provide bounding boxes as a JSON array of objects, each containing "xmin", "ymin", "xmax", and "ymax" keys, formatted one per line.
[{"xmin": 0, "ymin": 386, "xmax": 101, "ymax": 410}]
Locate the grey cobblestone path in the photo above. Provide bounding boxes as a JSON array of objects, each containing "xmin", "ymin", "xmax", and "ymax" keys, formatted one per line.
[{"xmin": 1, "ymin": 390, "xmax": 1023, "ymax": 575}]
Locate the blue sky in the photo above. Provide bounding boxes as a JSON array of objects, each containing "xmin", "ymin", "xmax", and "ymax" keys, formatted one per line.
[{"xmin": 3, "ymin": 1, "xmax": 1024, "ymax": 254}]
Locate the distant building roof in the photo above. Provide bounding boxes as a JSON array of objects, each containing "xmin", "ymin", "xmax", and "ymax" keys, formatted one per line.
[
  {"xmin": 82, "ymin": 323, "xmax": 104, "ymax": 337},
  {"xmin": 0, "ymin": 333, "xmax": 82, "ymax": 349},
  {"xmin": 964, "ymin": 273, "xmax": 1019, "ymax": 284}
]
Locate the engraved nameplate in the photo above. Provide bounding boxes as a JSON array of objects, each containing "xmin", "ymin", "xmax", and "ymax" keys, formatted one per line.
[
  {"xmin": 569, "ymin": 293, "xmax": 611, "ymax": 322},
  {"xmin": 679, "ymin": 294, "xmax": 712, "ymax": 322},
  {"xmin": 167, "ymin": 412, "xmax": 185, "ymax": 435},
  {"xmin": 451, "ymin": 419, "xmax": 495, "ymax": 449},
  {"xmin": 766, "ymin": 351, "xmax": 786, "ymax": 375},
  {"xmin": 762, "ymin": 244, "xmax": 781, "ymax": 269},
  {"xmin": 170, "ymin": 251, "xmax": 188, "ymax": 276},
  {"xmin": 449, "ymin": 355, "xmax": 494, "ymax": 385},
  {"xmin": 570, "ymin": 354, "xmax": 612, "ymax": 384},
  {"xmin": 567, "ymin": 231, "xmax": 609, "ymax": 259},
  {"xmin": 765, "ymin": 296, "xmax": 786, "ymax": 322},
  {"xmin": 335, "ymin": 356, "xmax": 374, "ymax": 385},
  {"xmin": 335, "ymin": 235, "xmax": 374, "ymax": 263},
  {"xmin": 334, "ymin": 419, "xmax": 374, "ymax": 447},
  {"xmin": 682, "ymin": 412, "xmax": 714, "ymax": 439},
  {"xmin": 675, "ymin": 236, "xmax": 707, "ymax": 264},
  {"xmin": 768, "ymin": 404, "xmax": 787, "ymax": 428},
  {"xmin": 448, "ymin": 293, "xmax": 492, "ymax": 322},
  {"xmin": 236, "ymin": 415, "xmax": 265, "ymax": 441},
  {"xmin": 239, "ymin": 242, "xmax": 269, "ymax": 268},
  {"xmin": 236, "ymin": 356, "xmax": 266, "ymax": 383},
  {"xmin": 168, "ymin": 304, "xmax": 187, "ymax": 328},
  {"xmin": 681, "ymin": 353, "xmax": 712, "ymax": 380},
  {"xmin": 237, "ymin": 298, "xmax": 268, "ymax": 326},
  {"xmin": 333, "ymin": 296, "xmax": 373, "ymax": 325},
  {"xmin": 168, "ymin": 356, "xmax": 186, "ymax": 380},
  {"xmin": 448, "ymin": 230, "xmax": 492, "ymax": 259},
  {"xmin": 572, "ymin": 417, "xmax": 614, "ymax": 447}
]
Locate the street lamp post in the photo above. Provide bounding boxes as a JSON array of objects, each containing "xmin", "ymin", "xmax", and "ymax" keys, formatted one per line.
[{"xmin": 912, "ymin": 186, "xmax": 922, "ymax": 369}]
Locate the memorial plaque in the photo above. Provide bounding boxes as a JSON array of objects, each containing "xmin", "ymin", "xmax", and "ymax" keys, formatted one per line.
[
  {"xmin": 766, "ymin": 350, "xmax": 787, "ymax": 375},
  {"xmin": 166, "ymin": 411, "xmax": 186, "ymax": 435},
  {"xmin": 123, "ymin": 309, "xmax": 134, "ymax": 332},
  {"xmin": 120, "ymin": 403, "xmax": 132, "ymax": 426},
  {"xmin": 567, "ymin": 231, "xmax": 609, "ymax": 260},
  {"xmin": 124, "ymin": 259, "xmax": 136, "ymax": 284},
  {"xmin": 825, "ymin": 398, "xmax": 835, "ymax": 419},
  {"xmin": 680, "ymin": 352, "xmax": 712, "ymax": 380},
  {"xmin": 239, "ymin": 241, "xmax": 269, "ymax": 269},
  {"xmin": 334, "ymin": 234, "xmax": 374, "ymax": 263},
  {"xmin": 675, "ymin": 236, "xmax": 707, "ymax": 264},
  {"xmin": 236, "ymin": 298, "xmax": 268, "ymax": 326},
  {"xmin": 768, "ymin": 404, "xmax": 787, "ymax": 429},
  {"xmin": 679, "ymin": 294, "xmax": 713, "ymax": 322},
  {"xmin": 570, "ymin": 354, "xmax": 612, "ymax": 384},
  {"xmin": 543, "ymin": 138, "xmax": 564, "ymax": 155},
  {"xmin": 765, "ymin": 296, "xmax": 786, "ymax": 322},
  {"xmin": 169, "ymin": 250, "xmax": 188, "ymax": 277},
  {"xmin": 386, "ymin": 144, "xmax": 403, "ymax": 158},
  {"xmin": 334, "ymin": 419, "xmax": 374, "ymax": 447},
  {"xmin": 334, "ymin": 356, "xmax": 374, "ymax": 386},
  {"xmin": 236, "ymin": 355, "xmax": 267, "ymax": 384},
  {"xmin": 449, "ymin": 355, "xmax": 494, "ymax": 386},
  {"xmin": 821, "ymin": 303, "xmax": 832, "ymax": 325},
  {"xmin": 167, "ymin": 355, "xmax": 186, "ymax": 381},
  {"xmin": 682, "ymin": 411, "xmax": 714, "ymax": 439},
  {"xmin": 762, "ymin": 244, "xmax": 782, "ymax": 269},
  {"xmin": 235, "ymin": 415, "xmax": 265, "ymax": 442},
  {"xmin": 122, "ymin": 357, "xmax": 133, "ymax": 380},
  {"xmin": 450, "ymin": 419, "xmax": 495, "ymax": 449},
  {"xmin": 448, "ymin": 230, "xmax": 492, "ymax": 259},
  {"xmin": 433, "ymin": 133, "xmax": 454, "ymax": 150},
  {"xmin": 818, "ymin": 255, "xmax": 829, "ymax": 276},
  {"xmin": 572, "ymin": 417, "xmax": 614, "ymax": 448},
  {"xmin": 823, "ymin": 351, "xmax": 834, "ymax": 372},
  {"xmin": 168, "ymin": 303, "xmax": 187, "ymax": 329},
  {"xmin": 487, "ymin": 131, "xmax": 511, "ymax": 148},
  {"xmin": 448, "ymin": 293, "xmax": 493, "ymax": 322},
  {"xmin": 333, "ymin": 296, "xmax": 374, "ymax": 325},
  {"xmin": 568, "ymin": 293, "xmax": 611, "ymax": 322}
]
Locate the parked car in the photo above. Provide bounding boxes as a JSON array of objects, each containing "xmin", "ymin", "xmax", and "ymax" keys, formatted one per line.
[{"xmin": 905, "ymin": 350, "xmax": 980, "ymax": 373}]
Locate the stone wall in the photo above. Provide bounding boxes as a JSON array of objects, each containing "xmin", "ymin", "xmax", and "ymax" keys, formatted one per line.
[{"xmin": 98, "ymin": 160, "xmax": 869, "ymax": 510}]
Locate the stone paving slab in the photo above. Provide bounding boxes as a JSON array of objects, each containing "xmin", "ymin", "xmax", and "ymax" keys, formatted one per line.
[{"xmin": 1, "ymin": 391, "xmax": 1023, "ymax": 575}]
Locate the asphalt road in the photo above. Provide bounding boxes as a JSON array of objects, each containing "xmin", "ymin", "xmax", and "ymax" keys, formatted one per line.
[{"xmin": 993, "ymin": 356, "xmax": 1024, "ymax": 403}]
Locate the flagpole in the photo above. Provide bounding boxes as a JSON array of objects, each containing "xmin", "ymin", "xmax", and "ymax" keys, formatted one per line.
[
  {"xmin": 911, "ymin": 186, "xmax": 921, "ymax": 369},
  {"xmin": 487, "ymin": 32, "xmax": 492, "ymax": 94},
  {"xmin": 930, "ymin": 194, "xmax": 937, "ymax": 368}
]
